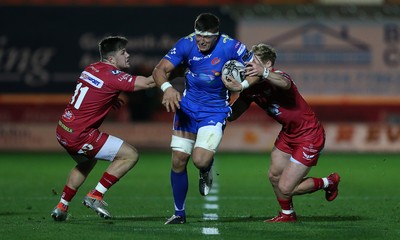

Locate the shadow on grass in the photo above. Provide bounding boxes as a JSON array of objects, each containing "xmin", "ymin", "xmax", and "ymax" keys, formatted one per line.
[
  {"xmin": 47, "ymin": 215, "xmax": 367, "ymax": 225},
  {"xmin": 208, "ymin": 215, "xmax": 366, "ymax": 223}
]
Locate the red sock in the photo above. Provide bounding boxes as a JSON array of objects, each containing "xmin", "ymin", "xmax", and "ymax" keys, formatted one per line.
[
  {"xmin": 91, "ymin": 172, "xmax": 119, "ymax": 197},
  {"xmin": 61, "ymin": 185, "xmax": 77, "ymax": 202},
  {"xmin": 277, "ymin": 198, "xmax": 293, "ymax": 211},
  {"xmin": 312, "ymin": 178, "xmax": 325, "ymax": 192},
  {"xmin": 100, "ymin": 172, "xmax": 119, "ymax": 189}
]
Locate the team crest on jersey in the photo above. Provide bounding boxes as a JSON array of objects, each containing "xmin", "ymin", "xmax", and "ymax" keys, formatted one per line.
[
  {"xmin": 111, "ymin": 70, "xmax": 121, "ymax": 75},
  {"xmin": 211, "ymin": 57, "xmax": 221, "ymax": 65},
  {"xmin": 62, "ymin": 110, "xmax": 75, "ymax": 122}
]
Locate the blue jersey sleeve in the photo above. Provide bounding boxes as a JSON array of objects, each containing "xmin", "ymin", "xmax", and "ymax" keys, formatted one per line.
[
  {"xmin": 221, "ymin": 35, "xmax": 253, "ymax": 65},
  {"xmin": 163, "ymin": 34, "xmax": 195, "ymax": 67}
]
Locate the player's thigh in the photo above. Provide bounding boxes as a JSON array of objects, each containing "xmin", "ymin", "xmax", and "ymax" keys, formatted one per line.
[
  {"xmin": 113, "ymin": 141, "xmax": 138, "ymax": 162},
  {"xmin": 269, "ymin": 147, "xmax": 291, "ymax": 177},
  {"xmin": 194, "ymin": 122, "xmax": 224, "ymax": 153},
  {"xmin": 279, "ymin": 159, "xmax": 311, "ymax": 193},
  {"xmin": 94, "ymin": 135, "xmax": 134, "ymax": 162}
]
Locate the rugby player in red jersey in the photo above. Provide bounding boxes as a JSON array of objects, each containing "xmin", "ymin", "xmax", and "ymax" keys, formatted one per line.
[
  {"xmin": 224, "ymin": 43, "xmax": 340, "ymax": 222},
  {"xmin": 51, "ymin": 36, "xmax": 155, "ymax": 221}
]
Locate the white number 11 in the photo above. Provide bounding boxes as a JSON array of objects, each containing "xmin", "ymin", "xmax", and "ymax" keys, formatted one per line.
[{"xmin": 70, "ymin": 82, "xmax": 89, "ymax": 109}]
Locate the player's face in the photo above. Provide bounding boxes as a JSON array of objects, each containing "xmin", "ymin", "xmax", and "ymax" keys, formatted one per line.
[
  {"xmin": 114, "ymin": 48, "xmax": 130, "ymax": 69},
  {"xmin": 195, "ymin": 34, "xmax": 218, "ymax": 53}
]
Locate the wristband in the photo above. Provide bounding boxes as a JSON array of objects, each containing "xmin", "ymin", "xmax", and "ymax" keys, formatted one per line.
[
  {"xmin": 160, "ymin": 82, "xmax": 172, "ymax": 92},
  {"xmin": 262, "ymin": 68, "xmax": 270, "ymax": 79},
  {"xmin": 240, "ymin": 80, "xmax": 249, "ymax": 92}
]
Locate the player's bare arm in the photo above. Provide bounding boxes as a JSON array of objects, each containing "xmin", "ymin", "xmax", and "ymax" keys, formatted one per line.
[
  {"xmin": 152, "ymin": 59, "xmax": 181, "ymax": 112},
  {"xmin": 133, "ymin": 76, "xmax": 156, "ymax": 90},
  {"xmin": 266, "ymin": 72, "xmax": 291, "ymax": 90},
  {"xmin": 245, "ymin": 60, "xmax": 291, "ymax": 90},
  {"xmin": 227, "ymin": 97, "xmax": 251, "ymax": 122}
]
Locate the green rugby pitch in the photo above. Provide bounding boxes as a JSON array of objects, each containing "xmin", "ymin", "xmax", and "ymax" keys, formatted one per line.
[{"xmin": 0, "ymin": 151, "xmax": 399, "ymax": 239}]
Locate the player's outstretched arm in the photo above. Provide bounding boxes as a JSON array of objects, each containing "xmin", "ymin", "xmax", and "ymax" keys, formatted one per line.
[
  {"xmin": 133, "ymin": 76, "xmax": 156, "ymax": 91},
  {"xmin": 245, "ymin": 60, "xmax": 290, "ymax": 90}
]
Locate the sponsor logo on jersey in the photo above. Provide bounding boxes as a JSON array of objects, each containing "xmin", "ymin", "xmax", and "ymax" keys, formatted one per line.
[
  {"xmin": 80, "ymin": 71, "xmax": 104, "ymax": 88},
  {"xmin": 192, "ymin": 54, "xmax": 212, "ymax": 61},
  {"xmin": 118, "ymin": 73, "xmax": 132, "ymax": 82},
  {"xmin": 111, "ymin": 70, "xmax": 121, "ymax": 75},
  {"xmin": 241, "ymin": 49, "xmax": 253, "ymax": 62},
  {"xmin": 169, "ymin": 48, "xmax": 177, "ymax": 55},
  {"xmin": 58, "ymin": 120, "xmax": 73, "ymax": 133},
  {"xmin": 237, "ymin": 44, "xmax": 246, "ymax": 55}
]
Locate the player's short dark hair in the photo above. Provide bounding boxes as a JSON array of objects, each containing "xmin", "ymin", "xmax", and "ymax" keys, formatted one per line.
[
  {"xmin": 251, "ymin": 43, "xmax": 277, "ymax": 66},
  {"xmin": 99, "ymin": 36, "xmax": 128, "ymax": 60},
  {"xmin": 194, "ymin": 13, "xmax": 220, "ymax": 33}
]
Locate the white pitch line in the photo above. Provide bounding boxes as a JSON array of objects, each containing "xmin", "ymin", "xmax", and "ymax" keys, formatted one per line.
[
  {"xmin": 205, "ymin": 195, "xmax": 219, "ymax": 202},
  {"xmin": 201, "ymin": 166, "xmax": 220, "ymax": 236},
  {"xmin": 202, "ymin": 227, "xmax": 220, "ymax": 235},
  {"xmin": 204, "ymin": 203, "xmax": 219, "ymax": 210},
  {"xmin": 203, "ymin": 213, "xmax": 219, "ymax": 220}
]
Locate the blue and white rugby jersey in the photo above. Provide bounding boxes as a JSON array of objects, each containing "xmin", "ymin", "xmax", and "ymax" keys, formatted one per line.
[{"xmin": 164, "ymin": 33, "xmax": 253, "ymax": 110}]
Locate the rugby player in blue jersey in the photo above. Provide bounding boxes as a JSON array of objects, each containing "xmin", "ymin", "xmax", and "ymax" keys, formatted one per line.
[{"xmin": 152, "ymin": 12, "xmax": 260, "ymax": 224}]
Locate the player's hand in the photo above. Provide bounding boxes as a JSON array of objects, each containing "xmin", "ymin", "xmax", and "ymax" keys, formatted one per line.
[
  {"xmin": 245, "ymin": 61, "xmax": 264, "ymax": 77},
  {"xmin": 221, "ymin": 75, "xmax": 243, "ymax": 92},
  {"xmin": 162, "ymin": 87, "xmax": 181, "ymax": 112}
]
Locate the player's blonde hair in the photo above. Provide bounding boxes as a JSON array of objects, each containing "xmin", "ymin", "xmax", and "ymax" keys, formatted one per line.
[{"xmin": 251, "ymin": 43, "xmax": 277, "ymax": 66}]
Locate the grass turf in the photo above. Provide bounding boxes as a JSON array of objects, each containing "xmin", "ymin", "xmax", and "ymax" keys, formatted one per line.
[{"xmin": 0, "ymin": 151, "xmax": 399, "ymax": 239}]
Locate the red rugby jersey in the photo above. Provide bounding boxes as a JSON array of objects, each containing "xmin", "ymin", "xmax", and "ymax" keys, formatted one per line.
[
  {"xmin": 57, "ymin": 62, "xmax": 137, "ymax": 143},
  {"xmin": 239, "ymin": 69, "xmax": 321, "ymax": 139}
]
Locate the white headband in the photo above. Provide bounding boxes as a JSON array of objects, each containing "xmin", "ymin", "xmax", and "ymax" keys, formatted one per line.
[{"xmin": 194, "ymin": 29, "xmax": 219, "ymax": 36}]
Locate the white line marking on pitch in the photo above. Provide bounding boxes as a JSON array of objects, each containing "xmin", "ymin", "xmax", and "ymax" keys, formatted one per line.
[
  {"xmin": 202, "ymin": 227, "xmax": 219, "ymax": 235},
  {"xmin": 203, "ymin": 213, "xmax": 219, "ymax": 220},
  {"xmin": 205, "ymin": 195, "xmax": 218, "ymax": 201},
  {"xmin": 201, "ymin": 167, "xmax": 220, "ymax": 235}
]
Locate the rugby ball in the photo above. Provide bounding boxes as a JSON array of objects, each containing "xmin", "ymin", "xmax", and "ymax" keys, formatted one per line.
[{"xmin": 221, "ymin": 60, "xmax": 245, "ymax": 83}]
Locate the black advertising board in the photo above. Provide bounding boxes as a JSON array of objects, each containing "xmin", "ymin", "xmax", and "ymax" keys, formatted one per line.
[{"xmin": 0, "ymin": 6, "xmax": 235, "ymax": 93}]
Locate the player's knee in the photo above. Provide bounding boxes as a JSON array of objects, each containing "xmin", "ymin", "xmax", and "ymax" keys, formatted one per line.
[
  {"xmin": 268, "ymin": 169, "xmax": 280, "ymax": 185},
  {"xmin": 192, "ymin": 152, "xmax": 212, "ymax": 169},
  {"xmin": 192, "ymin": 157, "xmax": 208, "ymax": 169},
  {"xmin": 119, "ymin": 144, "xmax": 139, "ymax": 167},
  {"xmin": 171, "ymin": 151, "xmax": 190, "ymax": 172},
  {"xmin": 278, "ymin": 182, "xmax": 294, "ymax": 197}
]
